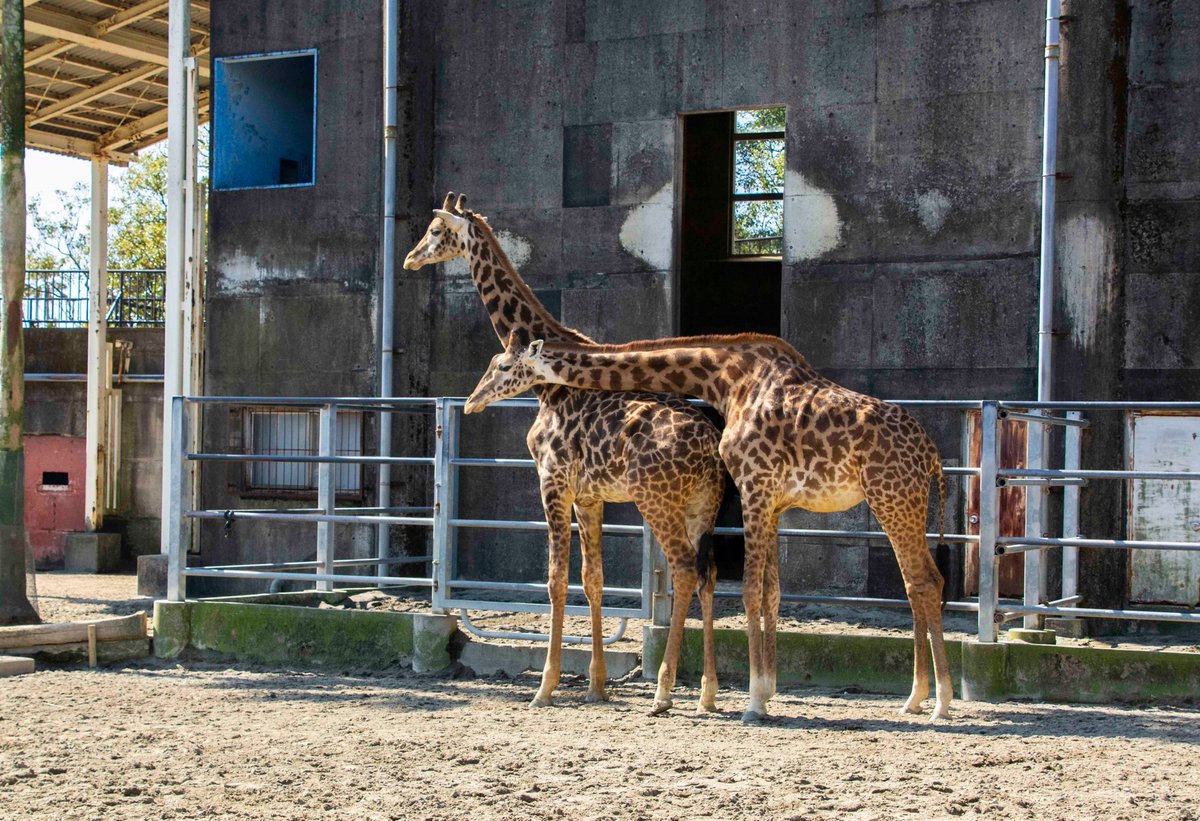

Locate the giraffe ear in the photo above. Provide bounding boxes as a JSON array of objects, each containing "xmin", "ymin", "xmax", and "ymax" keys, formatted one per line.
[
  {"xmin": 433, "ymin": 209, "xmax": 467, "ymax": 231},
  {"xmin": 526, "ymin": 339, "xmax": 544, "ymax": 358}
]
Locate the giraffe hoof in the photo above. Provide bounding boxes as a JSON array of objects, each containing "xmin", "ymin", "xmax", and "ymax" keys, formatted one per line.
[
  {"xmin": 649, "ymin": 699, "xmax": 673, "ymax": 716},
  {"xmin": 741, "ymin": 709, "xmax": 765, "ymax": 724},
  {"xmin": 529, "ymin": 695, "xmax": 554, "ymax": 708},
  {"xmin": 928, "ymin": 706, "xmax": 951, "ymax": 723},
  {"xmin": 900, "ymin": 699, "xmax": 924, "ymax": 716},
  {"xmin": 585, "ymin": 689, "xmax": 611, "ymax": 704},
  {"xmin": 696, "ymin": 700, "xmax": 718, "ymax": 714}
]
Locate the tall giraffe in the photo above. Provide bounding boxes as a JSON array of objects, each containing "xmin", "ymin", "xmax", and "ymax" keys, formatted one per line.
[
  {"xmin": 403, "ymin": 194, "xmax": 725, "ymax": 714},
  {"xmin": 465, "ymin": 334, "xmax": 952, "ymax": 722}
]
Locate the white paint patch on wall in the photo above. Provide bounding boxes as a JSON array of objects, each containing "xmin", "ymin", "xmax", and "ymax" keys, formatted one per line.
[
  {"xmin": 619, "ymin": 182, "xmax": 674, "ymax": 271},
  {"xmin": 1058, "ymin": 213, "xmax": 1117, "ymax": 351},
  {"xmin": 914, "ymin": 189, "xmax": 952, "ymax": 234},
  {"xmin": 442, "ymin": 227, "xmax": 533, "ymax": 279},
  {"xmin": 215, "ymin": 250, "xmax": 286, "ymax": 294},
  {"xmin": 783, "ymin": 170, "xmax": 842, "ymax": 261}
]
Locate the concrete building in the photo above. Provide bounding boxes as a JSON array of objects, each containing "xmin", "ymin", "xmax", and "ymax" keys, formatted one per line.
[{"xmin": 194, "ymin": 1, "xmax": 1200, "ymax": 610}]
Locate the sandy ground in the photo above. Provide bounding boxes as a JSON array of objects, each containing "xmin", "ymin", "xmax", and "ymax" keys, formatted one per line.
[{"xmin": 3, "ymin": 574, "xmax": 1199, "ymax": 819}]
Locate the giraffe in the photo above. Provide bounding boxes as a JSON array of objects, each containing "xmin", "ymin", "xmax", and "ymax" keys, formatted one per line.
[
  {"xmin": 403, "ymin": 194, "xmax": 725, "ymax": 714},
  {"xmin": 464, "ymin": 334, "xmax": 952, "ymax": 722}
]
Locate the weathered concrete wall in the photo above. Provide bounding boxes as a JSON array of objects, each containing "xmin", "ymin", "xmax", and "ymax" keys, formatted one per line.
[
  {"xmin": 25, "ymin": 329, "xmax": 165, "ymax": 564},
  {"xmin": 198, "ymin": 0, "xmax": 386, "ymax": 592},
  {"xmin": 203, "ymin": 0, "xmax": 1200, "ymax": 607}
]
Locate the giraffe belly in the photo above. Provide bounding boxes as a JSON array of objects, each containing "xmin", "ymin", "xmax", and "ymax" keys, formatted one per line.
[{"xmin": 783, "ymin": 469, "xmax": 865, "ymax": 513}]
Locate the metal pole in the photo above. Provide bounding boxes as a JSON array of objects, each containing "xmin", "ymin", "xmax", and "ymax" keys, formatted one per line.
[
  {"xmin": 1037, "ymin": 0, "xmax": 1060, "ymax": 404},
  {"xmin": 159, "ymin": 0, "xmax": 191, "ymax": 556},
  {"xmin": 430, "ymin": 399, "xmax": 450, "ymax": 613},
  {"xmin": 315, "ymin": 404, "xmax": 336, "ymax": 592},
  {"xmin": 84, "ymin": 157, "xmax": 108, "ymax": 531},
  {"xmin": 166, "ymin": 397, "xmax": 187, "ymax": 601},
  {"xmin": 1022, "ymin": 413, "xmax": 1048, "ymax": 629},
  {"xmin": 977, "ymin": 401, "xmax": 1001, "ymax": 642},
  {"xmin": 1061, "ymin": 411, "xmax": 1082, "ymax": 604},
  {"xmin": 376, "ymin": 0, "xmax": 401, "ymax": 581}
]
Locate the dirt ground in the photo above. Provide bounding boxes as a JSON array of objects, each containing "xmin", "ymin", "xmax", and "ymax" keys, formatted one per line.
[{"xmin": 3, "ymin": 574, "xmax": 1199, "ymax": 819}]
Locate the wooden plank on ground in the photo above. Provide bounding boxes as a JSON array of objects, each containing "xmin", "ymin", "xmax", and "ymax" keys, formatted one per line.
[
  {"xmin": 0, "ymin": 612, "xmax": 147, "ymax": 650},
  {"xmin": 0, "ymin": 655, "xmax": 35, "ymax": 677}
]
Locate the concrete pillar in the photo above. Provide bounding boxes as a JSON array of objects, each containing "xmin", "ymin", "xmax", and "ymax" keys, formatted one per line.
[
  {"xmin": 84, "ymin": 157, "xmax": 108, "ymax": 530},
  {"xmin": 411, "ymin": 612, "xmax": 458, "ymax": 673}
]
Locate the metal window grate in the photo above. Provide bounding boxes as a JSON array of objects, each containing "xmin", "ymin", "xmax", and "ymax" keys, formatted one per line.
[{"xmin": 245, "ymin": 409, "xmax": 362, "ymax": 493}]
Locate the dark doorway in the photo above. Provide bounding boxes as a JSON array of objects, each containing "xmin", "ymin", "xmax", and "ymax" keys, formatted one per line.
[{"xmin": 679, "ymin": 109, "xmax": 784, "ymax": 579}]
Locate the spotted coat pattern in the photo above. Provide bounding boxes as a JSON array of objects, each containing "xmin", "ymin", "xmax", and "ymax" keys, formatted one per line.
[
  {"xmin": 403, "ymin": 194, "xmax": 724, "ymax": 713},
  {"xmin": 467, "ymin": 334, "xmax": 954, "ymax": 722}
]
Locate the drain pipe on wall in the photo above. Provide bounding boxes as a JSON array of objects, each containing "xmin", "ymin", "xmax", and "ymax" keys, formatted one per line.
[
  {"xmin": 376, "ymin": 0, "xmax": 400, "ymax": 581},
  {"xmin": 1024, "ymin": 0, "xmax": 1062, "ymax": 629}
]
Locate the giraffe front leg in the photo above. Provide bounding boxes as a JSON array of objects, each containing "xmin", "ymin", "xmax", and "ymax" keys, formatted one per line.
[
  {"xmin": 575, "ymin": 501, "xmax": 610, "ymax": 704},
  {"xmin": 651, "ymin": 559, "xmax": 697, "ymax": 716},
  {"xmin": 532, "ymin": 488, "xmax": 573, "ymax": 708}
]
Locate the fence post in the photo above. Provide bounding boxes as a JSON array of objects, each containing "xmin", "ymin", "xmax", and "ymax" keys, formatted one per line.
[
  {"xmin": 977, "ymin": 401, "xmax": 1000, "ymax": 642},
  {"xmin": 1022, "ymin": 410, "xmax": 1049, "ymax": 628},
  {"xmin": 1061, "ymin": 411, "xmax": 1083, "ymax": 604},
  {"xmin": 640, "ymin": 517, "xmax": 671, "ymax": 627},
  {"xmin": 166, "ymin": 396, "xmax": 188, "ymax": 602},
  {"xmin": 315, "ymin": 403, "xmax": 336, "ymax": 592},
  {"xmin": 431, "ymin": 399, "xmax": 452, "ymax": 614}
]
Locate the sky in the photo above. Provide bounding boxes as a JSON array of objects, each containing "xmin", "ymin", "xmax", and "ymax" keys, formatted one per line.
[{"xmin": 27, "ymin": 148, "xmax": 127, "ymax": 217}]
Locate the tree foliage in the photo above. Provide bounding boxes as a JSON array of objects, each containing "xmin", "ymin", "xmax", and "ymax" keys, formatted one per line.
[{"xmin": 732, "ymin": 108, "xmax": 785, "ymax": 256}]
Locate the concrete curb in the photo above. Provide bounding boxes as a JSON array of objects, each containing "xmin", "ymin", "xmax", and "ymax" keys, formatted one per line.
[{"xmin": 645, "ymin": 625, "xmax": 1200, "ymax": 705}]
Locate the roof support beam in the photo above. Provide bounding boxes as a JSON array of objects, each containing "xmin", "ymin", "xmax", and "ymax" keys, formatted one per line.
[
  {"xmin": 25, "ymin": 127, "xmax": 133, "ymax": 163},
  {"xmin": 99, "ymin": 89, "xmax": 207, "ymax": 149},
  {"xmin": 27, "ymin": 62, "xmax": 162, "ymax": 125},
  {"xmin": 26, "ymin": 8, "xmax": 170, "ymax": 66}
]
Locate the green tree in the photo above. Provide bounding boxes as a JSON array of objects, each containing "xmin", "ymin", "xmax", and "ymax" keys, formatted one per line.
[{"xmin": 732, "ymin": 108, "xmax": 785, "ymax": 256}]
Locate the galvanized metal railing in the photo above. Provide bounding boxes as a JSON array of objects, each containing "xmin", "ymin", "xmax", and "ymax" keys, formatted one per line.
[
  {"xmin": 164, "ymin": 395, "xmax": 1200, "ymax": 643},
  {"xmin": 21, "ymin": 268, "xmax": 165, "ymax": 328}
]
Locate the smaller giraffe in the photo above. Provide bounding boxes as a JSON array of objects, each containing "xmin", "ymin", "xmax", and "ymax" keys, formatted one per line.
[
  {"xmin": 465, "ymin": 333, "xmax": 725, "ymax": 715},
  {"xmin": 467, "ymin": 334, "xmax": 952, "ymax": 722}
]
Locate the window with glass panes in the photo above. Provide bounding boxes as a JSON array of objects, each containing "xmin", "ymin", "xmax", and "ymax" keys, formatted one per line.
[{"xmin": 731, "ymin": 108, "xmax": 785, "ymax": 256}]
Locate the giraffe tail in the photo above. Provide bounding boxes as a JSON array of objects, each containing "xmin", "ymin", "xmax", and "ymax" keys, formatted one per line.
[
  {"xmin": 932, "ymin": 458, "xmax": 951, "ymax": 608},
  {"xmin": 695, "ymin": 531, "xmax": 716, "ymax": 594}
]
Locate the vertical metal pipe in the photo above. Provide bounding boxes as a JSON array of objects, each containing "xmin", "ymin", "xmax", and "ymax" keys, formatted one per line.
[
  {"xmin": 430, "ymin": 399, "xmax": 450, "ymax": 613},
  {"xmin": 977, "ymin": 402, "xmax": 1001, "ymax": 642},
  {"xmin": 315, "ymin": 404, "xmax": 336, "ymax": 592},
  {"xmin": 1024, "ymin": 0, "xmax": 1061, "ymax": 630},
  {"xmin": 160, "ymin": 0, "xmax": 191, "ymax": 556},
  {"xmin": 1061, "ymin": 411, "xmax": 1082, "ymax": 604},
  {"xmin": 375, "ymin": 0, "xmax": 401, "ymax": 580},
  {"xmin": 1037, "ymin": 0, "xmax": 1061, "ymax": 404},
  {"xmin": 85, "ymin": 158, "xmax": 108, "ymax": 531},
  {"xmin": 166, "ymin": 397, "xmax": 187, "ymax": 602}
]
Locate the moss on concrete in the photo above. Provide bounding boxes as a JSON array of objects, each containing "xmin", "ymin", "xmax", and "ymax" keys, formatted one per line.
[
  {"xmin": 653, "ymin": 625, "xmax": 1200, "ymax": 706},
  {"xmin": 153, "ymin": 600, "xmax": 192, "ymax": 658},
  {"xmin": 186, "ymin": 602, "xmax": 415, "ymax": 670}
]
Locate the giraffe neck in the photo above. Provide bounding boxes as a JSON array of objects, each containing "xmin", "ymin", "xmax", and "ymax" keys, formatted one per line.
[
  {"xmin": 464, "ymin": 220, "xmax": 591, "ymax": 346},
  {"xmin": 533, "ymin": 335, "xmax": 817, "ymax": 417}
]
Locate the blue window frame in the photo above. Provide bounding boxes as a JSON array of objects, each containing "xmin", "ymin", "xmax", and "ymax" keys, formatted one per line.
[{"xmin": 213, "ymin": 50, "xmax": 317, "ymax": 190}]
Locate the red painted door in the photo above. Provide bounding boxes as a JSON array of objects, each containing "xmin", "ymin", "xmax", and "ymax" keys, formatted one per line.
[{"xmin": 24, "ymin": 435, "xmax": 86, "ymax": 567}]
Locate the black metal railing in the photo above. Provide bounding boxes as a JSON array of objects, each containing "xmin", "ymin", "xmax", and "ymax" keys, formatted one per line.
[{"xmin": 21, "ymin": 269, "xmax": 166, "ymax": 328}]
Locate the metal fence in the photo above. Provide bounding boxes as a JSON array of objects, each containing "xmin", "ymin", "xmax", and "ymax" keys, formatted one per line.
[
  {"xmin": 21, "ymin": 269, "xmax": 165, "ymax": 327},
  {"xmin": 163, "ymin": 395, "xmax": 1200, "ymax": 643}
]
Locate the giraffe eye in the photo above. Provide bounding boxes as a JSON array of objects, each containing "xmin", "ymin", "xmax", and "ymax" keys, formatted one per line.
[
  {"xmin": 430, "ymin": 230, "xmax": 441, "ymax": 237},
  {"xmin": 497, "ymin": 362, "xmax": 512, "ymax": 372}
]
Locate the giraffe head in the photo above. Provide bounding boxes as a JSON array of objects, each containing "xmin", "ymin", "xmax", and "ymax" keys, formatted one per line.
[
  {"xmin": 402, "ymin": 191, "xmax": 472, "ymax": 270},
  {"xmin": 464, "ymin": 335, "xmax": 550, "ymax": 414}
]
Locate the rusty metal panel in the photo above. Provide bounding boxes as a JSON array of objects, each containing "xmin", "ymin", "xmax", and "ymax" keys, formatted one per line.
[
  {"xmin": 1128, "ymin": 413, "xmax": 1200, "ymax": 606},
  {"xmin": 964, "ymin": 414, "xmax": 1027, "ymax": 597}
]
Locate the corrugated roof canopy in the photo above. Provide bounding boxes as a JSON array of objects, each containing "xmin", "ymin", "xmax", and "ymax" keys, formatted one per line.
[{"xmin": 25, "ymin": 0, "xmax": 209, "ymax": 165}]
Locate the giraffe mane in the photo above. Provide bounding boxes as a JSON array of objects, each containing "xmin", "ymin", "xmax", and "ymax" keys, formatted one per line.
[
  {"xmin": 462, "ymin": 210, "xmax": 595, "ymax": 346},
  {"xmin": 543, "ymin": 333, "xmax": 811, "ymax": 366}
]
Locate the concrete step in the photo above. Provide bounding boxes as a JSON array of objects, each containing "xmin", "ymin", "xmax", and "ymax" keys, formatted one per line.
[
  {"xmin": 457, "ymin": 636, "xmax": 640, "ymax": 680},
  {"xmin": 0, "ymin": 655, "xmax": 35, "ymax": 677}
]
